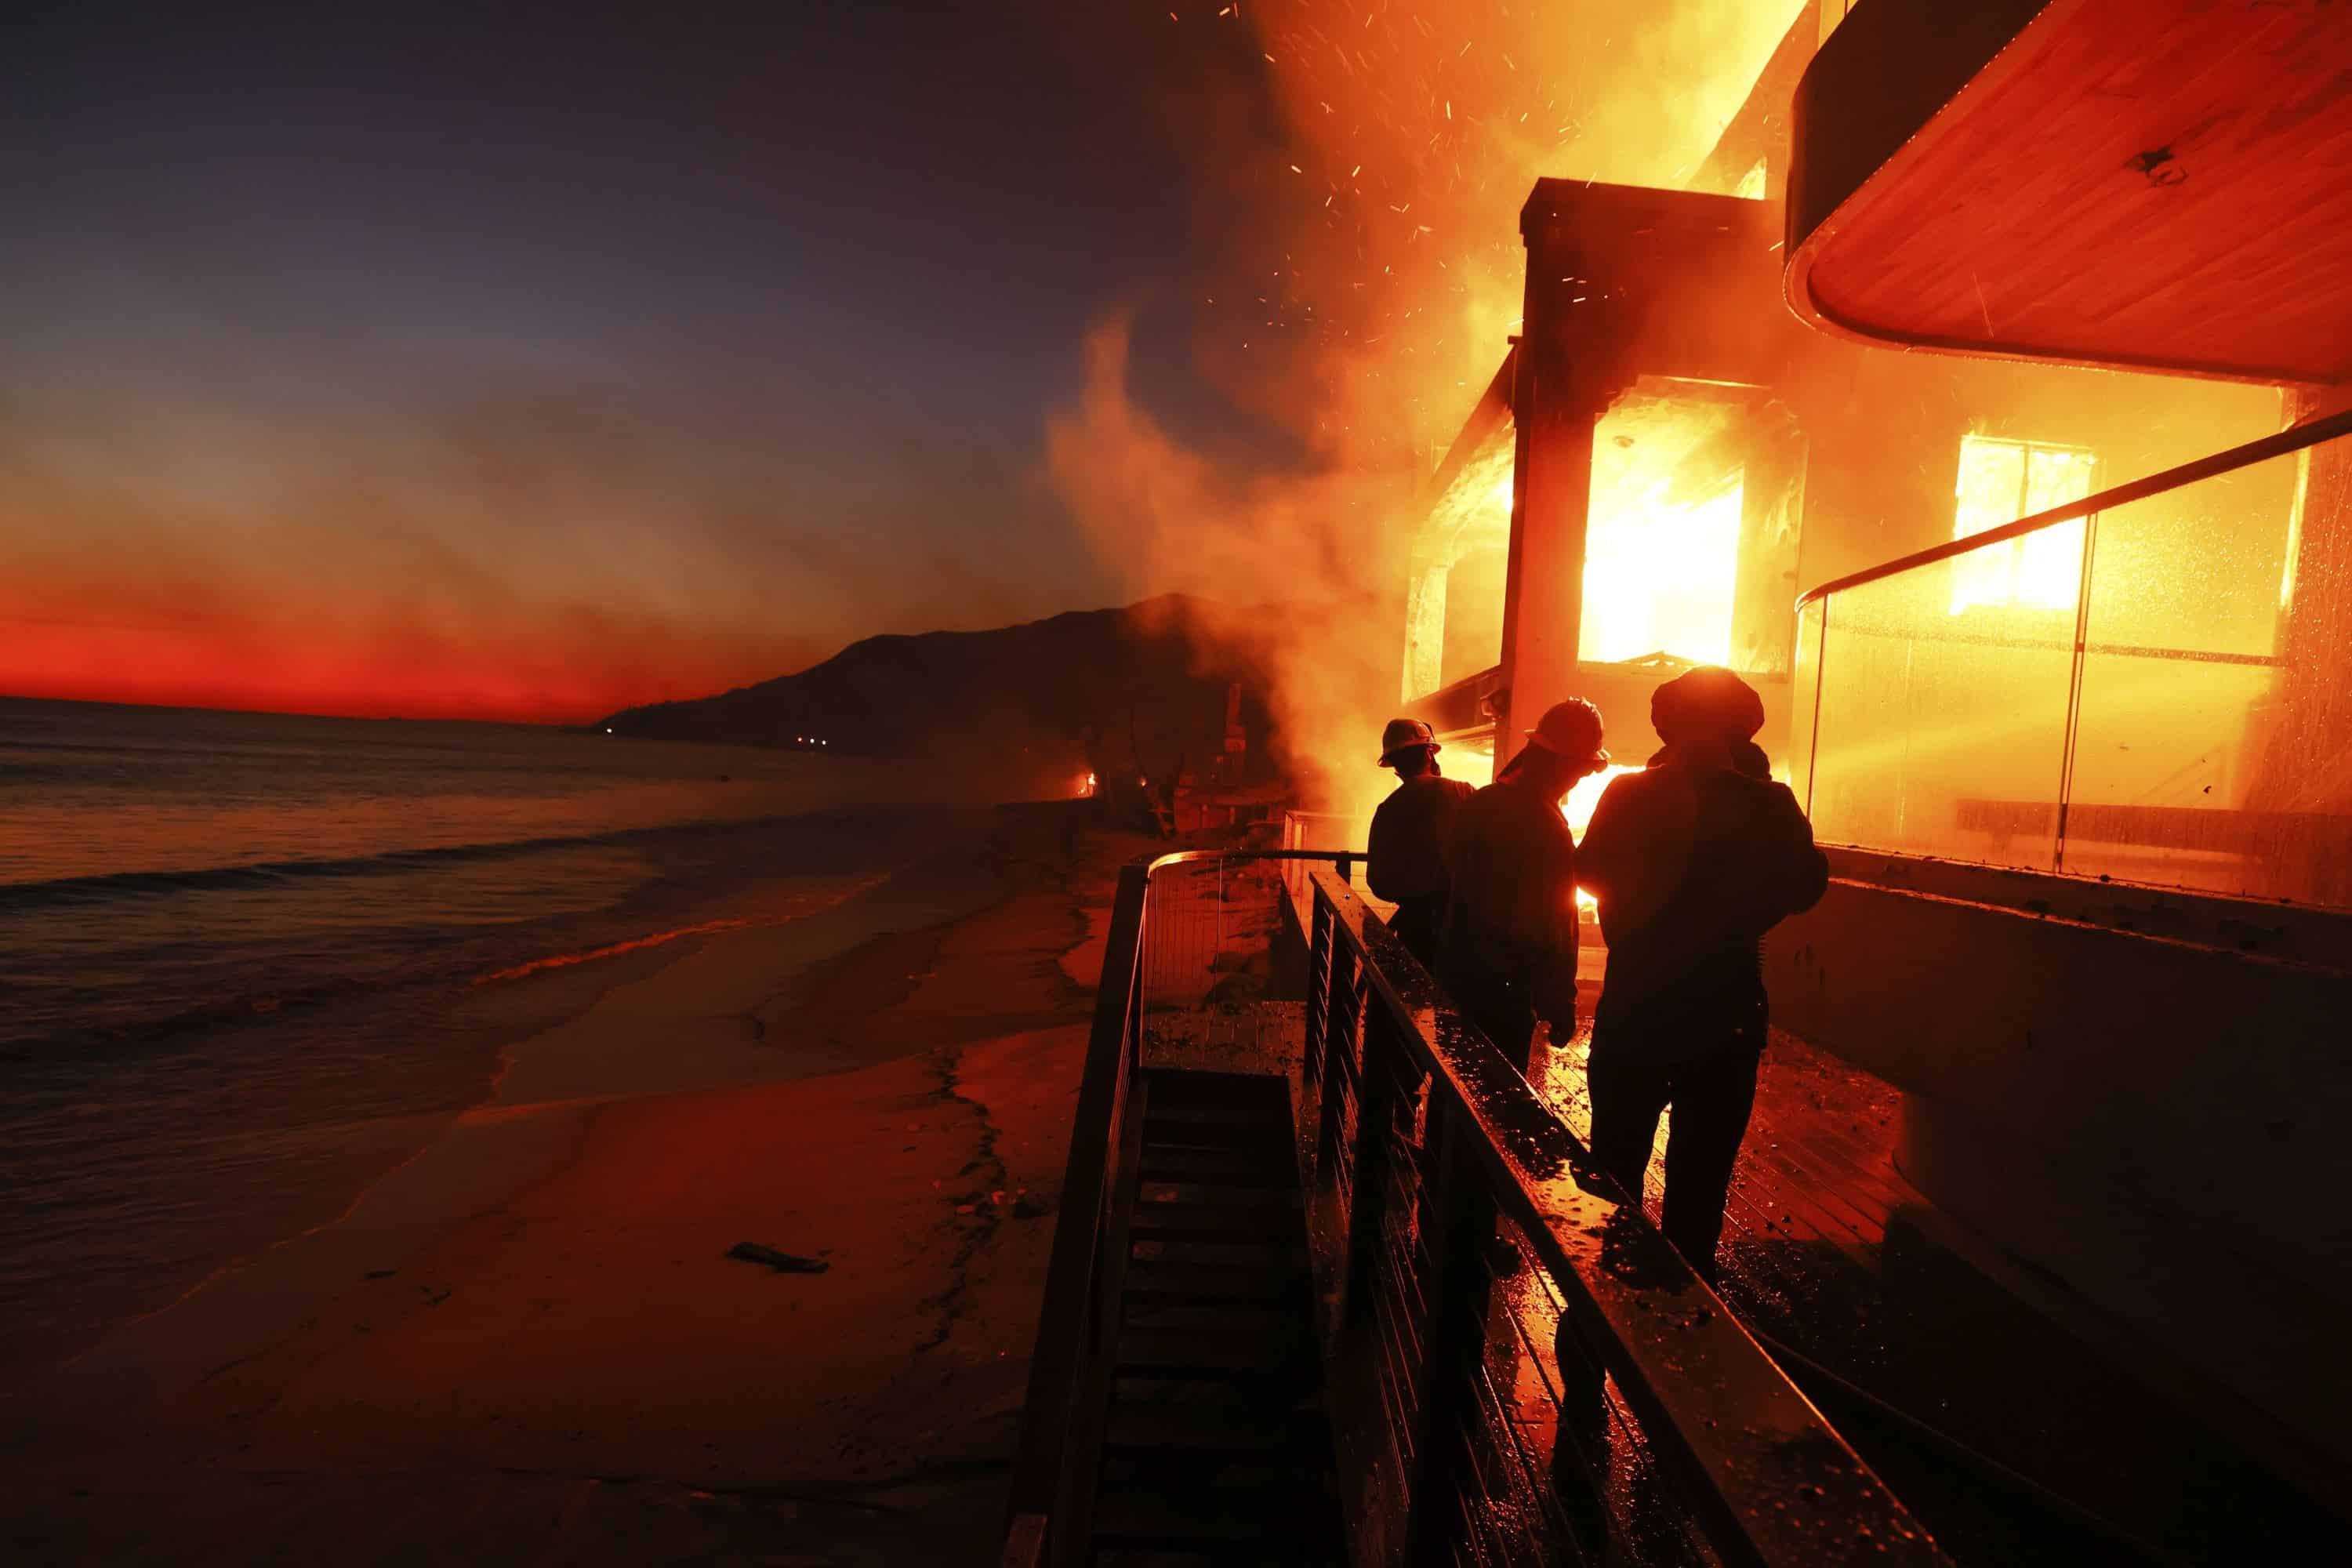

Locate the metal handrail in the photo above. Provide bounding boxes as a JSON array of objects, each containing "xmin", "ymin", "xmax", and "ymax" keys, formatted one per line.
[
  {"xmin": 1302, "ymin": 863, "xmax": 1946, "ymax": 1566},
  {"xmin": 1793, "ymin": 404, "xmax": 2352, "ymax": 612},
  {"xmin": 1144, "ymin": 846, "xmax": 1359, "ymax": 877}
]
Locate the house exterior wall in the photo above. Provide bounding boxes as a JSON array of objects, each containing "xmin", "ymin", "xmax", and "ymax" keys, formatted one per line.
[{"xmin": 1765, "ymin": 857, "xmax": 2352, "ymax": 1465}]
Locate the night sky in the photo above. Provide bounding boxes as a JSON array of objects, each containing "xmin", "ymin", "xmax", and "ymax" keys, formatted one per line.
[{"xmin": 2, "ymin": 2, "xmax": 1793, "ymax": 720}]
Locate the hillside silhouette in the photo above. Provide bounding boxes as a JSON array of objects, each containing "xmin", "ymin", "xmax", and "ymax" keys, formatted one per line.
[{"xmin": 597, "ymin": 595, "xmax": 1308, "ymax": 800}]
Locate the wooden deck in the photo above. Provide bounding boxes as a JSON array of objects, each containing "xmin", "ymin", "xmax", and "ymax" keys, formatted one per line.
[
  {"xmin": 1080, "ymin": 855, "xmax": 2350, "ymax": 1562},
  {"xmin": 1530, "ymin": 991, "xmax": 2347, "ymax": 1564}
]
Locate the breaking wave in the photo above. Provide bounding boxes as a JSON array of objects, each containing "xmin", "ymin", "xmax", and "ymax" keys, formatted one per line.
[{"xmin": 0, "ymin": 826, "xmax": 676, "ymax": 914}]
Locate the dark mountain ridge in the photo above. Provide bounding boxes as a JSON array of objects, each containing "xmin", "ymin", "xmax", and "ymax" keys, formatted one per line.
[{"xmin": 597, "ymin": 594, "xmax": 1294, "ymax": 799}]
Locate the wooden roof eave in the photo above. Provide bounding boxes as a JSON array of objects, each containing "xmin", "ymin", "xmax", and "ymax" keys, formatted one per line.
[{"xmin": 1783, "ymin": 0, "xmax": 2352, "ymax": 389}]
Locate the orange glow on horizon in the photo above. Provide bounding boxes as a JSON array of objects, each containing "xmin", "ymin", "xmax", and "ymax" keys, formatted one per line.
[{"xmin": 0, "ymin": 595, "xmax": 826, "ymax": 724}]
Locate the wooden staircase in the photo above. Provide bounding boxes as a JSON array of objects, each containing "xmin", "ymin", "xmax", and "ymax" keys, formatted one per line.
[{"xmin": 1091, "ymin": 1069, "xmax": 1344, "ymax": 1566}]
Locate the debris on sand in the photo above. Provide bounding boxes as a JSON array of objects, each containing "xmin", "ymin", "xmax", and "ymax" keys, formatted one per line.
[{"xmin": 725, "ymin": 1241, "xmax": 830, "ymax": 1274}]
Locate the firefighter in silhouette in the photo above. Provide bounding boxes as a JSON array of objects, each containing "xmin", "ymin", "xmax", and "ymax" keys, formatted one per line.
[
  {"xmin": 1438, "ymin": 699, "xmax": 1609, "ymax": 1072},
  {"xmin": 1574, "ymin": 667, "xmax": 1828, "ymax": 1283},
  {"xmin": 1367, "ymin": 719, "xmax": 1475, "ymax": 967}
]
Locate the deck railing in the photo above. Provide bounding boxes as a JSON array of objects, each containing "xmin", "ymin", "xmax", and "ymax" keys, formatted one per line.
[
  {"xmin": 1004, "ymin": 849, "xmax": 1944, "ymax": 1566},
  {"xmin": 1791, "ymin": 408, "xmax": 2352, "ymax": 909},
  {"xmin": 1297, "ymin": 862, "xmax": 1940, "ymax": 1566}
]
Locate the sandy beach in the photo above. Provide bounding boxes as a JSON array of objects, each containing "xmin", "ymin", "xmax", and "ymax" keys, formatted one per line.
[{"xmin": 2, "ymin": 804, "xmax": 1143, "ymax": 1565}]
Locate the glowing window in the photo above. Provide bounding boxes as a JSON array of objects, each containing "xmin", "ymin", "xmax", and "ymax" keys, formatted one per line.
[
  {"xmin": 1579, "ymin": 391, "xmax": 1750, "ymax": 667},
  {"xmin": 1581, "ymin": 479, "xmax": 1742, "ymax": 665},
  {"xmin": 1948, "ymin": 435, "xmax": 2096, "ymax": 613}
]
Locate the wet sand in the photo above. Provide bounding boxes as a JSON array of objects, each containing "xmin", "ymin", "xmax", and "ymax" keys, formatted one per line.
[{"xmin": 2, "ymin": 805, "xmax": 1144, "ymax": 1565}]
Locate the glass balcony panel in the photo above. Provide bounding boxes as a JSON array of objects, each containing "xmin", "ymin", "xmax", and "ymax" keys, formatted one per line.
[
  {"xmin": 1811, "ymin": 552, "xmax": 2076, "ymax": 868},
  {"xmin": 2066, "ymin": 447, "xmax": 2307, "ymax": 898},
  {"xmin": 1802, "ymin": 422, "xmax": 2352, "ymax": 911}
]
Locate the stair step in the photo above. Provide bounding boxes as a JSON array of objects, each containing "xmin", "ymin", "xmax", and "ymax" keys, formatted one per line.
[
  {"xmin": 1142, "ymin": 1095, "xmax": 1290, "ymax": 1129},
  {"xmin": 1120, "ymin": 1299, "xmax": 1294, "ymax": 1336},
  {"xmin": 1092, "ymin": 1486, "xmax": 1327, "ymax": 1548},
  {"xmin": 1130, "ymin": 1203, "xmax": 1298, "ymax": 1240},
  {"xmin": 1105, "ymin": 1403, "xmax": 1314, "ymax": 1454},
  {"xmin": 1137, "ymin": 1181, "xmax": 1298, "ymax": 1214},
  {"xmin": 1123, "ymin": 1260, "xmax": 1304, "ymax": 1305},
  {"xmin": 1141, "ymin": 1069, "xmax": 1287, "ymax": 1102},
  {"xmin": 1131, "ymin": 1237, "xmax": 1300, "ymax": 1269},
  {"xmin": 1115, "ymin": 1329, "xmax": 1305, "ymax": 1377},
  {"xmin": 1138, "ymin": 1147, "xmax": 1296, "ymax": 1186},
  {"xmin": 1138, "ymin": 1128, "xmax": 1289, "ymax": 1166},
  {"xmin": 1094, "ymin": 1453, "xmax": 1320, "ymax": 1504}
]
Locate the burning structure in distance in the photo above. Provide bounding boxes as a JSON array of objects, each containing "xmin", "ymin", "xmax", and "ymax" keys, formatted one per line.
[{"xmin": 1402, "ymin": 0, "xmax": 2352, "ymax": 1483}]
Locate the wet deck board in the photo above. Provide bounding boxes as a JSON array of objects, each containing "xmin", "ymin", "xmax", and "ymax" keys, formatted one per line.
[{"xmin": 1516, "ymin": 993, "xmax": 2344, "ymax": 1563}]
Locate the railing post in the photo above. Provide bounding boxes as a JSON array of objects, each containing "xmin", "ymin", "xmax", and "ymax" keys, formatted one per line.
[
  {"xmin": 1305, "ymin": 891, "xmax": 1334, "ymax": 1090},
  {"xmin": 1319, "ymin": 943, "xmax": 1368, "ymax": 1224},
  {"xmin": 2053, "ymin": 507, "xmax": 2101, "ymax": 873},
  {"xmin": 1401, "ymin": 1094, "xmax": 1504, "ymax": 1563},
  {"xmin": 1342, "ymin": 997, "xmax": 1400, "ymax": 1323},
  {"xmin": 1805, "ymin": 595, "xmax": 1828, "ymax": 819}
]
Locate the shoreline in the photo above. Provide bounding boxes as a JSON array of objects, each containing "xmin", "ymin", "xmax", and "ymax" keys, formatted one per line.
[
  {"xmin": 4, "ymin": 804, "xmax": 1141, "ymax": 1563},
  {"xmin": 0, "ymin": 802, "xmax": 997, "ymax": 1381}
]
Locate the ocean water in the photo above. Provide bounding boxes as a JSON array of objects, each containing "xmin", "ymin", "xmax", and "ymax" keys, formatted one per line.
[{"xmin": 0, "ymin": 698, "xmax": 955, "ymax": 1371}]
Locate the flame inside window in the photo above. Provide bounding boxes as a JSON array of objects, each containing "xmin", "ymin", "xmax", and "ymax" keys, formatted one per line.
[
  {"xmin": 1417, "ymin": 387, "xmax": 1769, "ymax": 692},
  {"xmin": 1580, "ymin": 481, "xmax": 1744, "ymax": 666},
  {"xmin": 1949, "ymin": 435, "xmax": 2096, "ymax": 613},
  {"xmin": 1580, "ymin": 394, "xmax": 1748, "ymax": 666}
]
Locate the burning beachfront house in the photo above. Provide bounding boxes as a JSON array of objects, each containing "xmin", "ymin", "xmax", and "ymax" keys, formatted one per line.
[
  {"xmin": 1397, "ymin": 15, "xmax": 2304, "ymax": 815},
  {"xmin": 1397, "ymin": 178, "xmax": 1817, "ymax": 792},
  {"xmin": 1010, "ymin": 4, "xmax": 2352, "ymax": 1563},
  {"xmin": 1396, "ymin": 0, "xmax": 2352, "ymax": 1487}
]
